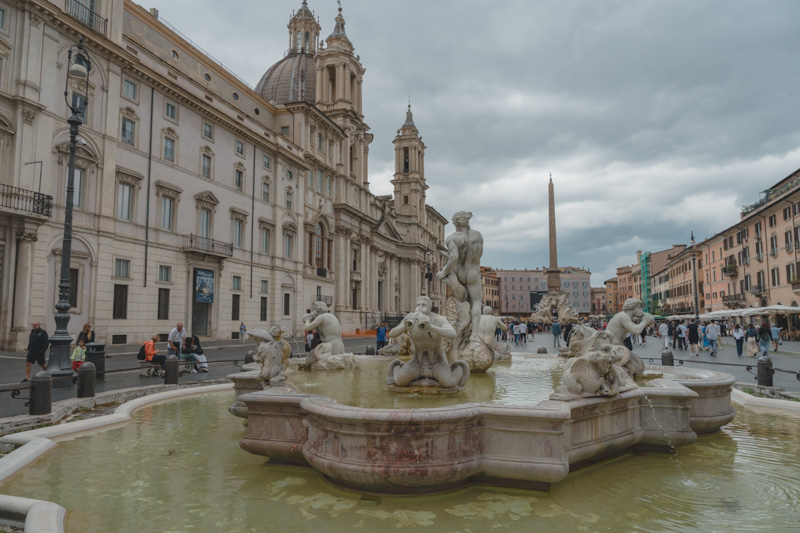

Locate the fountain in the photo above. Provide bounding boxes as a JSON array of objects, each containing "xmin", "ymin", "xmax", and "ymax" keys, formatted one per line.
[{"xmin": 235, "ymin": 213, "xmax": 736, "ymax": 494}]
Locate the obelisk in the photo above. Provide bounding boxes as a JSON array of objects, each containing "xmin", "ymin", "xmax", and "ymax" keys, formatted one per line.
[{"xmin": 546, "ymin": 174, "xmax": 561, "ymax": 293}]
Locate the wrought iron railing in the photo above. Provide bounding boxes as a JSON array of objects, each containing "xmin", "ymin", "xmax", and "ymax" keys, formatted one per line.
[
  {"xmin": 182, "ymin": 234, "xmax": 233, "ymax": 256},
  {"xmin": 67, "ymin": 0, "xmax": 108, "ymax": 35},
  {"xmin": 0, "ymin": 184, "xmax": 53, "ymax": 217}
]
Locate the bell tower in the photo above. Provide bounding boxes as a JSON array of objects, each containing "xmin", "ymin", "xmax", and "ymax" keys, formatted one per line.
[{"xmin": 392, "ymin": 104, "xmax": 428, "ymax": 220}]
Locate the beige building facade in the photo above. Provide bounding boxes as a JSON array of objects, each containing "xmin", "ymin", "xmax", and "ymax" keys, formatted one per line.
[{"xmin": 0, "ymin": 0, "xmax": 446, "ymax": 349}]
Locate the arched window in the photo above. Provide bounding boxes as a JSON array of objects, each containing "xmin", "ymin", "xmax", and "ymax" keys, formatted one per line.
[
  {"xmin": 305, "ymin": 32, "xmax": 310, "ymax": 52},
  {"xmin": 297, "ymin": 31, "xmax": 302, "ymax": 53},
  {"xmin": 315, "ymin": 224, "xmax": 325, "ymax": 268}
]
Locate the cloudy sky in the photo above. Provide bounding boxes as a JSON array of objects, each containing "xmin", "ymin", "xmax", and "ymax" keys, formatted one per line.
[{"xmin": 147, "ymin": 0, "xmax": 800, "ymax": 285}]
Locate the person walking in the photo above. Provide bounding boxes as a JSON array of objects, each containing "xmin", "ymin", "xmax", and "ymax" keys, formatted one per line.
[
  {"xmin": 677, "ymin": 321, "xmax": 688, "ymax": 351},
  {"xmin": 757, "ymin": 322, "xmax": 772, "ymax": 356},
  {"xmin": 551, "ymin": 321, "xmax": 562, "ymax": 348},
  {"xmin": 770, "ymin": 322, "xmax": 782, "ymax": 352},
  {"xmin": 732, "ymin": 324, "xmax": 745, "ymax": 356},
  {"xmin": 658, "ymin": 321, "xmax": 670, "ymax": 350},
  {"xmin": 376, "ymin": 322, "xmax": 389, "ymax": 351},
  {"xmin": 706, "ymin": 320, "xmax": 721, "ymax": 357},
  {"xmin": 23, "ymin": 321, "xmax": 49, "ymax": 382},
  {"xmin": 71, "ymin": 338, "xmax": 87, "ymax": 371},
  {"xmin": 687, "ymin": 319, "xmax": 701, "ymax": 356},
  {"xmin": 745, "ymin": 323, "xmax": 759, "ymax": 357},
  {"xmin": 239, "ymin": 322, "xmax": 247, "ymax": 344}
]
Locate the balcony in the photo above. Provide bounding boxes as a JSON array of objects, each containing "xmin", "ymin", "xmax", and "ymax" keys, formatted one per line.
[
  {"xmin": 67, "ymin": 0, "xmax": 108, "ymax": 35},
  {"xmin": 723, "ymin": 293, "xmax": 745, "ymax": 307},
  {"xmin": 182, "ymin": 234, "xmax": 233, "ymax": 258},
  {"xmin": 721, "ymin": 264, "xmax": 738, "ymax": 277},
  {"xmin": 0, "ymin": 184, "xmax": 53, "ymax": 217}
]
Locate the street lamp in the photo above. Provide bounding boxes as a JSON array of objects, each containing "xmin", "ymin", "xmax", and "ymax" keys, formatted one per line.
[
  {"xmin": 424, "ymin": 250, "xmax": 433, "ymax": 297},
  {"xmin": 690, "ymin": 231, "xmax": 700, "ymax": 321},
  {"xmin": 48, "ymin": 38, "xmax": 92, "ymax": 378}
]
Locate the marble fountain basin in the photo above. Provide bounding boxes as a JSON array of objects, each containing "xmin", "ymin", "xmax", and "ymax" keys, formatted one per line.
[{"xmin": 234, "ymin": 356, "xmax": 736, "ymax": 494}]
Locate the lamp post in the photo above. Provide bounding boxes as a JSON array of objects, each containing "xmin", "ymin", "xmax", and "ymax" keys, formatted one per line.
[
  {"xmin": 47, "ymin": 38, "xmax": 92, "ymax": 379},
  {"xmin": 424, "ymin": 250, "xmax": 432, "ymax": 297},
  {"xmin": 690, "ymin": 231, "xmax": 700, "ymax": 321}
]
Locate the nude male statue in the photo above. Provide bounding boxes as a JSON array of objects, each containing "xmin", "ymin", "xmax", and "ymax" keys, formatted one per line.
[
  {"xmin": 477, "ymin": 305, "xmax": 507, "ymax": 348},
  {"xmin": 436, "ymin": 211, "xmax": 484, "ymax": 341},
  {"xmin": 386, "ymin": 296, "xmax": 469, "ymax": 388},
  {"xmin": 303, "ymin": 301, "xmax": 345, "ymax": 359},
  {"xmin": 605, "ymin": 298, "xmax": 654, "ymax": 366}
]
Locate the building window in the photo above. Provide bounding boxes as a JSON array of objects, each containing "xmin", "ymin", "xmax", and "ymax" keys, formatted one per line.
[
  {"xmin": 235, "ymin": 169, "xmax": 244, "ymax": 191},
  {"xmin": 771, "ymin": 267, "xmax": 780, "ymax": 287},
  {"xmin": 121, "ymin": 117, "xmax": 135, "ymax": 145},
  {"xmin": 201, "ymin": 154, "xmax": 212, "ymax": 179},
  {"xmin": 117, "ymin": 183, "xmax": 132, "ymax": 221},
  {"xmin": 352, "ymin": 248, "xmax": 359, "ymax": 271},
  {"xmin": 283, "ymin": 293, "xmax": 291, "ymax": 316},
  {"xmin": 68, "ymin": 268, "xmax": 79, "ymax": 308},
  {"xmin": 158, "ymin": 265, "xmax": 172, "ymax": 283},
  {"xmin": 280, "ymin": 126, "xmax": 290, "ymax": 136},
  {"xmin": 260, "ymin": 297, "xmax": 268, "ymax": 321},
  {"xmin": 317, "ymin": 170, "xmax": 323, "ymax": 193},
  {"xmin": 232, "ymin": 275, "xmax": 242, "ymax": 291},
  {"xmin": 202, "ymin": 122, "xmax": 214, "ymax": 140},
  {"xmin": 318, "ymin": 133, "xmax": 323, "ymax": 150},
  {"xmin": 160, "ymin": 196, "xmax": 174, "ymax": 231},
  {"xmin": 286, "ymin": 191, "xmax": 293, "ymax": 211},
  {"xmin": 163, "ymin": 137, "xmax": 175, "ymax": 161},
  {"xmin": 232, "ymin": 294, "xmax": 240, "ymax": 321},
  {"xmin": 165, "ymin": 101, "xmax": 177, "ymax": 122},
  {"xmin": 261, "ymin": 280, "xmax": 268, "ymax": 293},
  {"xmin": 122, "ymin": 79, "xmax": 137, "ymax": 101},
  {"xmin": 261, "ymin": 227, "xmax": 270, "ymax": 254},
  {"xmin": 0, "ymin": 8, "xmax": 5, "ymax": 30},
  {"xmin": 113, "ymin": 285, "xmax": 128, "ymax": 319},
  {"xmin": 263, "ymin": 155, "xmax": 271, "ymax": 169},
  {"xmin": 114, "ymin": 258, "xmax": 131, "ymax": 278},
  {"xmin": 235, "ymin": 139, "xmax": 244, "ymax": 156},
  {"xmin": 157, "ymin": 288, "xmax": 170, "ymax": 320},
  {"xmin": 233, "ymin": 219, "xmax": 244, "ymax": 248},
  {"xmin": 262, "ymin": 181, "xmax": 270, "ymax": 202},
  {"xmin": 284, "ymin": 234, "xmax": 294, "ymax": 259},
  {"xmin": 769, "ymin": 214, "xmax": 777, "ymax": 227},
  {"xmin": 199, "ymin": 208, "xmax": 212, "ymax": 239},
  {"xmin": 314, "ymin": 225, "xmax": 325, "ymax": 268}
]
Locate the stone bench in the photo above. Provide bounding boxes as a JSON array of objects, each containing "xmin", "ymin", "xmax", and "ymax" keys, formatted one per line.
[{"xmin": 138, "ymin": 362, "xmax": 162, "ymax": 377}]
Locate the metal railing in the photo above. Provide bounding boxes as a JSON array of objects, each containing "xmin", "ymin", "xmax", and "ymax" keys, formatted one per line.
[
  {"xmin": 182, "ymin": 234, "xmax": 233, "ymax": 256},
  {"xmin": 0, "ymin": 184, "xmax": 53, "ymax": 217},
  {"xmin": 67, "ymin": 0, "xmax": 108, "ymax": 35}
]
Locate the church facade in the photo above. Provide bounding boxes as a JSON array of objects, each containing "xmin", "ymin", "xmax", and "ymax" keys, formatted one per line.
[{"xmin": 0, "ymin": 0, "xmax": 446, "ymax": 350}]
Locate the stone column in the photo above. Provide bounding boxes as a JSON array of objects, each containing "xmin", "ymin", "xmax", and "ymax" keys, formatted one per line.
[
  {"xmin": 336, "ymin": 63, "xmax": 345, "ymax": 102},
  {"xmin": 12, "ymin": 232, "xmax": 37, "ymax": 331},
  {"xmin": 344, "ymin": 68, "xmax": 352, "ymax": 103},
  {"xmin": 316, "ymin": 67, "xmax": 324, "ymax": 104}
]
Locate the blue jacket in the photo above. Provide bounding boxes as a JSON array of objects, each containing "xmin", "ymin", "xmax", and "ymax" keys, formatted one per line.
[{"xmin": 551, "ymin": 323, "xmax": 561, "ymax": 335}]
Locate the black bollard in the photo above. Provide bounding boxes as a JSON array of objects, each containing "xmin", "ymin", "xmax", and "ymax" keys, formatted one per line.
[
  {"xmin": 757, "ymin": 355, "xmax": 774, "ymax": 387},
  {"xmin": 77, "ymin": 362, "xmax": 96, "ymax": 398},
  {"xmin": 244, "ymin": 350, "xmax": 255, "ymax": 365},
  {"xmin": 164, "ymin": 355, "xmax": 179, "ymax": 385},
  {"xmin": 661, "ymin": 350, "xmax": 674, "ymax": 366},
  {"xmin": 29, "ymin": 371, "xmax": 53, "ymax": 416},
  {"xmin": 85, "ymin": 342, "xmax": 106, "ymax": 382}
]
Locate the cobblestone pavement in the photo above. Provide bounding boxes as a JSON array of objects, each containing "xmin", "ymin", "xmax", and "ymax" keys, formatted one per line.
[{"xmin": 1, "ymin": 333, "xmax": 798, "ymax": 419}]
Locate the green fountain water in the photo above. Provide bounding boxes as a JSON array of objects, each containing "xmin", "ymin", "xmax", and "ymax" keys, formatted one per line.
[{"xmin": 1, "ymin": 390, "xmax": 799, "ymax": 532}]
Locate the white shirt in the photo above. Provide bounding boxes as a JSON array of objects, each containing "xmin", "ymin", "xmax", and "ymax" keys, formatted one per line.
[
  {"xmin": 658, "ymin": 323, "xmax": 669, "ymax": 337},
  {"xmin": 732, "ymin": 328, "xmax": 744, "ymax": 340},
  {"xmin": 168, "ymin": 327, "xmax": 186, "ymax": 348}
]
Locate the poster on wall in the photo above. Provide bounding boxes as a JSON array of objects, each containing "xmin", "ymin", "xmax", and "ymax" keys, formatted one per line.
[{"xmin": 195, "ymin": 269, "xmax": 215, "ymax": 303}]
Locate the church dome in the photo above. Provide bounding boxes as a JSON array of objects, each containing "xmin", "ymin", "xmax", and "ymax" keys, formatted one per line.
[
  {"xmin": 254, "ymin": 52, "xmax": 316, "ymax": 105},
  {"xmin": 255, "ymin": 1, "xmax": 319, "ymax": 105}
]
